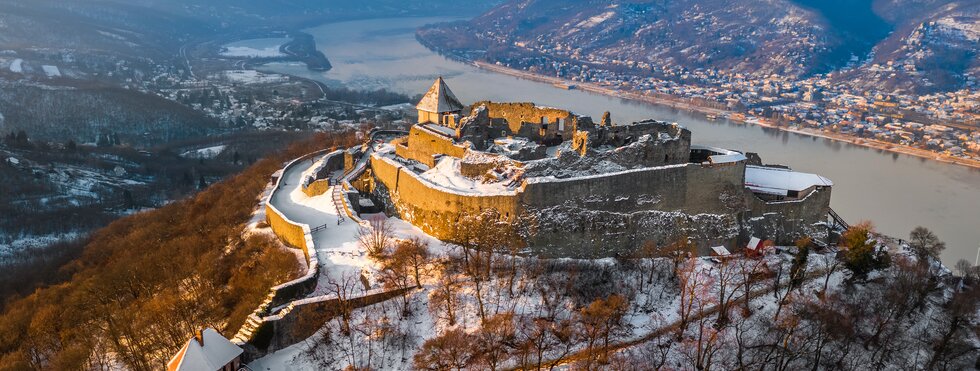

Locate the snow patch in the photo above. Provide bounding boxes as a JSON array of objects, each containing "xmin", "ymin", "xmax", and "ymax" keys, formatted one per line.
[
  {"xmin": 41, "ymin": 65, "xmax": 61, "ymax": 77},
  {"xmin": 9, "ymin": 58, "xmax": 22, "ymax": 73}
]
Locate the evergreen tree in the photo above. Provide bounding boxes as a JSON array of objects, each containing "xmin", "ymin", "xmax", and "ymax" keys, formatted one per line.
[{"xmin": 842, "ymin": 222, "xmax": 890, "ymax": 282}]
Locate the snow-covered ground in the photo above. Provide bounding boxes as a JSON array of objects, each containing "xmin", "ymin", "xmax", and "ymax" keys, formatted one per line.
[
  {"xmin": 417, "ymin": 157, "xmax": 516, "ymax": 195},
  {"xmin": 180, "ymin": 145, "xmax": 226, "ymax": 159},
  {"xmin": 220, "ymin": 38, "xmax": 289, "ymax": 58},
  {"xmin": 0, "ymin": 232, "xmax": 80, "ymax": 258},
  {"xmin": 218, "ymin": 70, "xmax": 288, "ymax": 85},
  {"xmin": 9, "ymin": 58, "xmax": 22, "ymax": 73},
  {"xmin": 41, "ymin": 65, "xmax": 61, "ymax": 77},
  {"xmin": 268, "ymin": 154, "xmax": 448, "ymax": 295}
]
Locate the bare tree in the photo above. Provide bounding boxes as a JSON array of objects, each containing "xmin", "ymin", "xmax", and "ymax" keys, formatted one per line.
[
  {"xmin": 380, "ymin": 251, "xmax": 413, "ymax": 314},
  {"xmin": 954, "ymin": 259, "xmax": 979, "ymax": 283},
  {"xmin": 714, "ymin": 258, "xmax": 744, "ymax": 326},
  {"xmin": 413, "ymin": 328, "xmax": 476, "ymax": 370},
  {"xmin": 475, "ymin": 312, "xmax": 517, "ymax": 371},
  {"xmin": 577, "ymin": 294, "xmax": 630, "ymax": 367},
  {"xmin": 393, "ymin": 237, "xmax": 430, "ymax": 287},
  {"xmin": 922, "ymin": 285, "xmax": 979, "ymax": 370},
  {"xmin": 516, "ymin": 316, "xmax": 577, "ymax": 370},
  {"xmin": 429, "ymin": 263, "xmax": 462, "ymax": 326},
  {"xmin": 908, "ymin": 226, "xmax": 945, "ymax": 270},
  {"xmin": 357, "ymin": 215, "xmax": 394, "ymax": 257},
  {"xmin": 326, "ymin": 273, "xmax": 361, "ymax": 336},
  {"xmin": 677, "ymin": 258, "xmax": 713, "ymax": 335}
]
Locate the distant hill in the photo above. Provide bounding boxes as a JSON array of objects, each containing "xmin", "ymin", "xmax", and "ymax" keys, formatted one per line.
[{"xmin": 418, "ymin": 0, "xmax": 977, "ymax": 93}]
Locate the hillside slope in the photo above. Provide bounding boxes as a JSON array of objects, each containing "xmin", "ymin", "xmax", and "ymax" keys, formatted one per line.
[{"xmin": 419, "ymin": 0, "xmax": 976, "ymax": 93}]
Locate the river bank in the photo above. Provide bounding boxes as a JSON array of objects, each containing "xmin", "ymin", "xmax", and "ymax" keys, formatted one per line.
[{"xmin": 472, "ymin": 61, "xmax": 980, "ymax": 170}]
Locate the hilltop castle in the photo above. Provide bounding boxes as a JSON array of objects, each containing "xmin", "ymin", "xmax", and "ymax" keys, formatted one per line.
[{"xmin": 353, "ymin": 78, "xmax": 835, "ymax": 257}]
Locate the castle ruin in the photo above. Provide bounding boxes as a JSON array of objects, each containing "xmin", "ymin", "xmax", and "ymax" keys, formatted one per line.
[{"xmin": 351, "ymin": 78, "xmax": 834, "ymax": 257}]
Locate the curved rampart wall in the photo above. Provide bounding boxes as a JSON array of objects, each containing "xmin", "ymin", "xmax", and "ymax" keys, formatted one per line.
[
  {"xmin": 232, "ymin": 149, "xmax": 340, "ymax": 348},
  {"xmin": 370, "ymin": 154, "xmax": 521, "ymax": 241},
  {"xmin": 239, "ymin": 148, "xmax": 397, "ymax": 361}
]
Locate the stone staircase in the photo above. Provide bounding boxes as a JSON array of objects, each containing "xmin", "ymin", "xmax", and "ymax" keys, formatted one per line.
[{"xmin": 231, "ymin": 292, "xmax": 275, "ymax": 345}]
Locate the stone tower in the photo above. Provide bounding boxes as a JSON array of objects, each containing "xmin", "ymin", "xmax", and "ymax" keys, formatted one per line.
[{"xmin": 416, "ymin": 77, "xmax": 465, "ymax": 126}]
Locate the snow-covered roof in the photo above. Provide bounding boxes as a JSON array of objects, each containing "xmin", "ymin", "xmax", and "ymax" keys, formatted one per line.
[
  {"xmin": 416, "ymin": 77, "xmax": 464, "ymax": 113},
  {"xmin": 691, "ymin": 145, "xmax": 747, "ymax": 164},
  {"xmin": 747, "ymin": 236, "xmax": 762, "ymax": 251},
  {"xmin": 421, "ymin": 123, "xmax": 458, "ymax": 138},
  {"xmin": 167, "ymin": 328, "xmax": 242, "ymax": 371},
  {"xmin": 710, "ymin": 245, "xmax": 731, "ymax": 256},
  {"xmin": 709, "ymin": 153, "xmax": 747, "ymax": 164},
  {"xmin": 744, "ymin": 165, "xmax": 832, "ymax": 196}
]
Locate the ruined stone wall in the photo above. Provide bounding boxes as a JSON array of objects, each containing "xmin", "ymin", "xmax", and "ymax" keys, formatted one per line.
[
  {"xmin": 370, "ymin": 154, "xmax": 521, "ymax": 241},
  {"xmin": 395, "ymin": 126, "xmax": 468, "ymax": 167},
  {"xmin": 520, "ymin": 162, "xmax": 746, "ymax": 257},
  {"xmin": 459, "ymin": 152, "xmax": 516, "ymax": 178},
  {"xmin": 590, "ymin": 121, "xmax": 692, "ymax": 162},
  {"xmin": 743, "ymin": 187, "xmax": 832, "ymax": 245},
  {"xmin": 300, "ymin": 151, "xmax": 345, "ymax": 197},
  {"xmin": 474, "ymin": 101, "xmax": 578, "ymax": 142}
]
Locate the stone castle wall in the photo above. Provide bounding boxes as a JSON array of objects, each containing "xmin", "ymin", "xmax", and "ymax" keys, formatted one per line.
[
  {"xmin": 371, "ymin": 149, "xmax": 748, "ymax": 257},
  {"xmin": 742, "ymin": 187, "xmax": 832, "ymax": 245},
  {"xmin": 370, "ymin": 154, "xmax": 522, "ymax": 241},
  {"xmin": 520, "ymin": 162, "xmax": 746, "ymax": 257},
  {"xmin": 395, "ymin": 126, "xmax": 469, "ymax": 167}
]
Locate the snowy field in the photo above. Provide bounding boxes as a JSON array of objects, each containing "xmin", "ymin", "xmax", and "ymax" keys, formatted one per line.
[
  {"xmin": 218, "ymin": 70, "xmax": 288, "ymax": 85},
  {"xmin": 220, "ymin": 38, "xmax": 289, "ymax": 58},
  {"xmin": 180, "ymin": 145, "xmax": 226, "ymax": 159},
  {"xmin": 0, "ymin": 232, "xmax": 80, "ymax": 259},
  {"xmin": 8, "ymin": 58, "xmax": 22, "ymax": 73},
  {"xmin": 41, "ymin": 65, "xmax": 61, "ymax": 77}
]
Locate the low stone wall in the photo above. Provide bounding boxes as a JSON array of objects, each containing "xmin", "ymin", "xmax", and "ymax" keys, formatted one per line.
[
  {"xmin": 302, "ymin": 179, "xmax": 331, "ymax": 197},
  {"xmin": 232, "ymin": 149, "xmax": 336, "ymax": 348},
  {"xmin": 300, "ymin": 150, "xmax": 346, "ymax": 197},
  {"xmin": 242, "ymin": 287, "xmax": 415, "ymax": 359}
]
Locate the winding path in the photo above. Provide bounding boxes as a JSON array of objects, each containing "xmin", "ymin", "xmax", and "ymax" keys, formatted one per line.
[
  {"xmin": 269, "ymin": 153, "xmax": 367, "ymax": 294},
  {"xmin": 269, "ymin": 149, "xmax": 439, "ymax": 295}
]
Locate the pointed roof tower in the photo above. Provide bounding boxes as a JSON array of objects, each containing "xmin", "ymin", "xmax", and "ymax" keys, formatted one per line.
[{"xmin": 416, "ymin": 77, "xmax": 464, "ymax": 114}]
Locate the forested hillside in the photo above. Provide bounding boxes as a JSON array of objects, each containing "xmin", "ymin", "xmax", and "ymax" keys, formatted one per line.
[{"xmin": 0, "ymin": 131, "xmax": 358, "ymax": 370}]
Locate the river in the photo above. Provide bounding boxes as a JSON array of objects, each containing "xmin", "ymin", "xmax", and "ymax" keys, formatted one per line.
[{"xmin": 261, "ymin": 17, "xmax": 980, "ymax": 267}]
